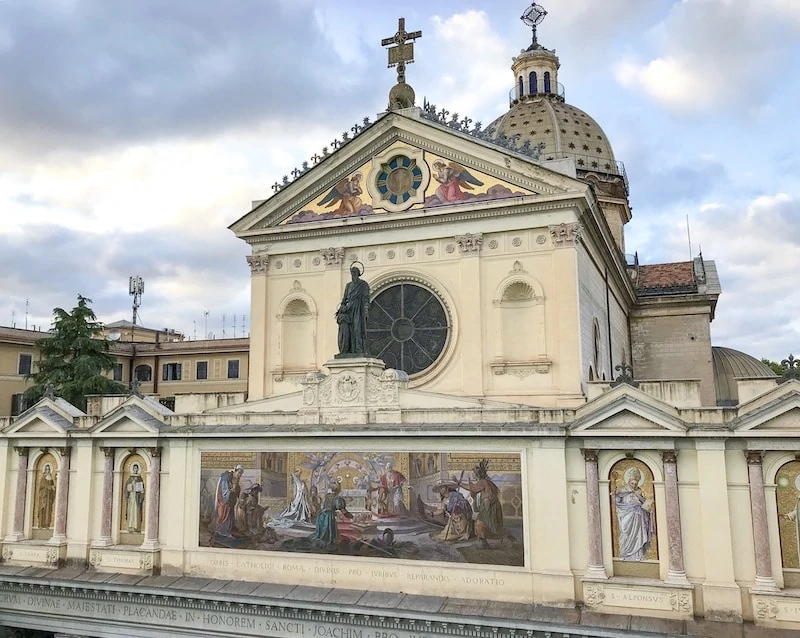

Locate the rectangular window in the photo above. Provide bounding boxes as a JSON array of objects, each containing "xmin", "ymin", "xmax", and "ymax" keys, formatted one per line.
[
  {"xmin": 11, "ymin": 393, "xmax": 26, "ymax": 417},
  {"xmin": 112, "ymin": 363, "xmax": 123, "ymax": 382},
  {"xmin": 227, "ymin": 359, "xmax": 240, "ymax": 379},
  {"xmin": 162, "ymin": 362, "xmax": 182, "ymax": 381},
  {"xmin": 18, "ymin": 353, "xmax": 32, "ymax": 376},
  {"xmin": 196, "ymin": 361, "xmax": 208, "ymax": 380}
]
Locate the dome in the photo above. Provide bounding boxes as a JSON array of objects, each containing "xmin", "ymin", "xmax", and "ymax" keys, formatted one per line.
[
  {"xmin": 482, "ymin": 36, "xmax": 624, "ymax": 183},
  {"xmin": 712, "ymin": 346, "xmax": 777, "ymax": 406},
  {"xmin": 485, "ymin": 98, "xmax": 617, "ymax": 171}
]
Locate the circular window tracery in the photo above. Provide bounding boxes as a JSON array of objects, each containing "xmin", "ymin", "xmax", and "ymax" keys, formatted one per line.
[{"xmin": 367, "ymin": 283, "xmax": 450, "ymax": 376}]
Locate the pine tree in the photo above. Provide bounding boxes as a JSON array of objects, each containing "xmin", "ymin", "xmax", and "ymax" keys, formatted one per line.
[{"xmin": 24, "ymin": 295, "xmax": 127, "ymax": 411}]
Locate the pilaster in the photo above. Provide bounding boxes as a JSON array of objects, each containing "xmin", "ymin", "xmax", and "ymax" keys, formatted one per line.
[
  {"xmin": 581, "ymin": 449, "xmax": 607, "ymax": 580},
  {"xmin": 746, "ymin": 451, "xmax": 780, "ymax": 593},
  {"xmin": 662, "ymin": 450, "xmax": 689, "ymax": 585},
  {"xmin": 456, "ymin": 233, "xmax": 484, "ymax": 395},
  {"xmin": 247, "ymin": 253, "xmax": 269, "ymax": 400},
  {"xmin": 695, "ymin": 442, "xmax": 742, "ymax": 622},
  {"xmin": 6, "ymin": 447, "xmax": 29, "ymax": 542},
  {"xmin": 141, "ymin": 447, "xmax": 161, "ymax": 551},
  {"xmin": 529, "ymin": 441, "xmax": 574, "ymax": 605}
]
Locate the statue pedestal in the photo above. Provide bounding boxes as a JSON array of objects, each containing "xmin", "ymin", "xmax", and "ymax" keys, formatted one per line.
[{"xmin": 299, "ymin": 357, "xmax": 408, "ymax": 425}]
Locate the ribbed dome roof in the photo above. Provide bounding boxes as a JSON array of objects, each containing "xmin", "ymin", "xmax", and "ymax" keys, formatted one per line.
[
  {"xmin": 713, "ymin": 346, "xmax": 777, "ymax": 406},
  {"xmin": 485, "ymin": 98, "xmax": 617, "ymax": 171}
]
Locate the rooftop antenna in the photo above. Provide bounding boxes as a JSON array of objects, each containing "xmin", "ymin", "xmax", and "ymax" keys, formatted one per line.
[
  {"xmin": 686, "ymin": 215, "xmax": 693, "ymax": 261},
  {"xmin": 222, "ymin": 314, "xmax": 227, "ymax": 338},
  {"xmin": 233, "ymin": 314, "xmax": 237, "ymax": 339},
  {"xmin": 521, "ymin": 2, "xmax": 548, "ymax": 47},
  {"xmin": 129, "ymin": 276, "xmax": 145, "ymax": 326},
  {"xmin": 25, "ymin": 299, "xmax": 29, "ymax": 330},
  {"xmin": 193, "ymin": 320, "xmax": 197, "ymax": 341},
  {"xmin": 11, "ymin": 308, "xmax": 16, "ymax": 328},
  {"xmin": 203, "ymin": 310, "xmax": 209, "ymax": 341}
]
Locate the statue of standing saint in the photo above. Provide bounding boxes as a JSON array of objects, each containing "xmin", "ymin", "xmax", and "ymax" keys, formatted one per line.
[{"xmin": 335, "ymin": 264, "xmax": 370, "ymax": 356}]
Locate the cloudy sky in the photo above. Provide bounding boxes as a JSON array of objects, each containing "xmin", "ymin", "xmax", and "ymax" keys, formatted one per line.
[{"xmin": 0, "ymin": 0, "xmax": 798, "ymax": 361}]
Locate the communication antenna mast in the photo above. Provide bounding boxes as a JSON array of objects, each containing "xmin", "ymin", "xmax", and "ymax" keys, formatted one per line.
[
  {"xmin": 521, "ymin": 2, "xmax": 548, "ymax": 47},
  {"xmin": 25, "ymin": 299, "xmax": 29, "ymax": 330},
  {"xmin": 129, "ymin": 276, "xmax": 145, "ymax": 326},
  {"xmin": 204, "ymin": 310, "xmax": 210, "ymax": 340},
  {"xmin": 222, "ymin": 314, "xmax": 227, "ymax": 338}
]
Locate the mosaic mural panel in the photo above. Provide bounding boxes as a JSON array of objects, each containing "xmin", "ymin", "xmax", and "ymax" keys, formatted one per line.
[
  {"xmin": 609, "ymin": 459, "xmax": 659, "ymax": 563},
  {"xmin": 199, "ymin": 451, "xmax": 524, "ymax": 566},
  {"xmin": 776, "ymin": 461, "xmax": 800, "ymax": 569},
  {"xmin": 33, "ymin": 453, "xmax": 56, "ymax": 530},
  {"xmin": 280, "ymin": 145, "xmax": 533, "ymax": 225}
]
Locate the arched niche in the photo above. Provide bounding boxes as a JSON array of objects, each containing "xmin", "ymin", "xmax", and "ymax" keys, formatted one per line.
[
  {"xmin": 607, "ymin": 456, "xmax": 660, "ymax": 579},
  {"xmin": 490, "ymin": 263, "xmax": 548, "ymax": 374},
  {"xmin": 275, "ymin": 283, "xmax": 318, "ymax": 377}
]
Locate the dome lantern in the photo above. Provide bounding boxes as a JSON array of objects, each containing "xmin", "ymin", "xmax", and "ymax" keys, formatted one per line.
[{"xmin": 513, "ymin": 3, "xmax": 561, "ymax": 103}]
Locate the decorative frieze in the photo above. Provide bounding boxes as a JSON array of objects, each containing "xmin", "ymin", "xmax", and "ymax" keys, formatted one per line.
[
  {"xmin": 246, "ymin": 253, "xmax": 269, "ymax": 275},
  {"xmin": 320, "ymin": 247, "xmax": 345, "ymax": 267},
  {"xmin": 454, "ymin": 232, "xmax": 483, "ymax": 256},
  {"xmin": 549, "ymin": 222, "xmax": 582, "ymax": 247}
]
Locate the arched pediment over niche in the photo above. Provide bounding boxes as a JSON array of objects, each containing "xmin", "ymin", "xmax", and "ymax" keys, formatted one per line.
[
  {"xmin": 491, "ymin": 262, "xmax": 548, "ymax": 373},
  {"xmin": 276, "ymin": 283, "xmax": 318, "ymax": 374}
]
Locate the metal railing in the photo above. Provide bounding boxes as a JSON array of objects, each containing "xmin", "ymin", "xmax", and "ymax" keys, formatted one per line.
[{"xmin": 509, "ymin": 81, "xmax": 566, "ymax": 105}]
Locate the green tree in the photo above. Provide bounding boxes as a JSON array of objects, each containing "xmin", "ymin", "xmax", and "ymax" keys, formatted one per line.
[
  {"xmin": 24, "ymin": 295, "xmax": 127, "ymax": 411},
  {"xmin": 761, "ymin": 358, "xmax": 788, "ymax": 377}
]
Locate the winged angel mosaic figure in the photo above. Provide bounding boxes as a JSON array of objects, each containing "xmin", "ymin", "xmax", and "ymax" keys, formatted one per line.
[
  {"xmin": 317, "ymin": 173, "xmax": 363, "ymax": 216},
  {"xmin": 431, "ymin": 161, "xmax": 484, "ymax": 204}
]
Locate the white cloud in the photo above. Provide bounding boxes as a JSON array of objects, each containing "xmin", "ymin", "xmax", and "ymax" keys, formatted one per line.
[
  {"xmin": 429, "ymin": 11, "xmax": 513, "ymax": 119},
  {"xmin": 614, "ymin": 0, "xmax": 798, "ymax": 112}
]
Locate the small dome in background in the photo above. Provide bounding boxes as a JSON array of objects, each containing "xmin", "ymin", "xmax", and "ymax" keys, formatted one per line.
[{"xmin": 713, "ymin": 346, "xmax": 777, "ymax": 406}]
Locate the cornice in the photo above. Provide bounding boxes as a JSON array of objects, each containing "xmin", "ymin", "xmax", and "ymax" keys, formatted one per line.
[{"xmin": 239, "ymin": 196, "xmax": 584, "ymax": 246}]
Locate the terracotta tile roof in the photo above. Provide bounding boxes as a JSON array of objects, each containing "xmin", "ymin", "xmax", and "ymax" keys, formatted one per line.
[{"xmin": 636, "ymin": 262, "xmax": 697, "ymax": 296}]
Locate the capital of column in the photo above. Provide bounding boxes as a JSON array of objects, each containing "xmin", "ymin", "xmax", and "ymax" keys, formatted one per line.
[
  {"xmin": 746, "ymin": 450, "xmax": 764, "ymax": 466},
  {"xmin": 149, "ymin": 446, "xmax": 162, "ymax": 459},
  {"xmin": 246, "ymin": 253, "xmax": 269, "ymax": 275},
  {"xmin": 662, "ymin": 450, "xmax": 678, "ymax": 465},
  {"xmin": 581, "ymin": 448, "xmax": 599, "ymax": 463},
  {"xmin": 58, "ymin": 446, "xmax": 72, "ymax": 458},
  {"xmin": 102, "ymin": 447, "xmax": 115, "ymax": 458},
  {"xmin": 14, "ymin": 446, "xmax": 29, "ymax": 457}
]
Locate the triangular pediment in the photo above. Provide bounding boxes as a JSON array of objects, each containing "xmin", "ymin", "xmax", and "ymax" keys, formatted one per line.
[
  {"xmin": 731, "ymin": 381, "xmax": 800, "ymax": 432},
  {"xmin": 91, "ymin": 397, "xmax": 170, "ymax": 434},
  {"xmin": 571, "ymin": 385, "xmax": 687, "ymax": 434},
  {"xmin": 230, "ymin": 109, "xmax": 587, "ymax": 236},
  {"xmin": 4, "ymin": 398, "xmax": 82, "ymax": 435}
]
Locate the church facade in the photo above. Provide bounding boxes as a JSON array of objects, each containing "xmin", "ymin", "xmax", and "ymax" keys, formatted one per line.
[{"xmin": 1, "ymin": 10, "xmax": 800, "ymax": 638}]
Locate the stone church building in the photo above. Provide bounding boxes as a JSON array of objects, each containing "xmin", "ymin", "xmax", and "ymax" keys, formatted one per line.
[{"xmin": 1, "ymin": 9, "xmax": 799, "ymax": 638}]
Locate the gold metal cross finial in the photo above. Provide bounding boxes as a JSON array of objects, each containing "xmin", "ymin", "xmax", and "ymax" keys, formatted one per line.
[{"xmin": 381, "ymin": 17, "xmax": 422, "ymax": 80}]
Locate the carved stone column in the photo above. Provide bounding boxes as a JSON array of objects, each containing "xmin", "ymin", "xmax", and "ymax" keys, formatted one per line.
[
  {"xmin": 7, "ymin": 447, "xmax": 30, "ymax": 541},
  {"xmin": 50, "ymin": 447, "xmax": 71, "ymax": 544},
  {"xmin": 662, "ymin": 450, "xmax": 689, "ymax": 584},
  {"xmin": 142, "ymin": 448, "xmax": 161, "ymax": 549},
  {"xmin": 746, "ymin": 451, "xmax": 779, "ymax": 592},
  {"xmin": 582, "ymin": 449, "xmax": 608, "ymax": 579},
  {"xmin": 95, "ymin": 447, "xmax": 115, "ymax": 546}
]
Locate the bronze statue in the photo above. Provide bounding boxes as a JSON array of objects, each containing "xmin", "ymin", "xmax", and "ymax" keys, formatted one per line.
[{"xmin": 335, "ymin": 263, "xmax": 370, "ymax": 357}]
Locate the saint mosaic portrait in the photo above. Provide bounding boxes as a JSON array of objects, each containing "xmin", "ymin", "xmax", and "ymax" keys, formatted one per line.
[{"xmin": 198, "ymin": 451, "xmax": 524, "ymax": 566}]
